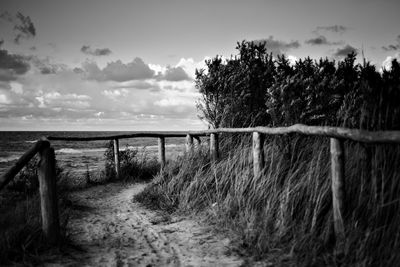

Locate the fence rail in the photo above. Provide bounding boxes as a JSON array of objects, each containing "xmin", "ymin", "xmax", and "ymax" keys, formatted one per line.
[{"xmin": 1, "ymin": 124, "xmax": 400, "ymax": 247}]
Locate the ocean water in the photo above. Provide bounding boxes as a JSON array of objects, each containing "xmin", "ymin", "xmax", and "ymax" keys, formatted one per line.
[{"xmin": 0, "ymin": 131, "xmax": 187, "ymax": 177}]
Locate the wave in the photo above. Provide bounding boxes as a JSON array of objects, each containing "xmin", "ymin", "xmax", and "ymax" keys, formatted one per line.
[
  {"xmin": 0, "ymin": 155, "xmax": 20, "ymax": 163},
  {"xmin": 56, "ymin": 148, "xmax": 107, "ymax": 154},
  {"xmin": 25, "ymin": 140, "xmax": 38, "ymax": 143}
]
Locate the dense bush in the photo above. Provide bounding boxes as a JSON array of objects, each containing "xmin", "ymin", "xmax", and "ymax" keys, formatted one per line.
[
  {"xmin": 104, "ymin": 141, "xmax": 159, "ymax": 182},
  {"xmin": 196, "ymin": 41, "xmax": 400, "ymax": 130}
]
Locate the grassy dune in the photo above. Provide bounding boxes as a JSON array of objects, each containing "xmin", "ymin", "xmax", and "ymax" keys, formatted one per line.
[{"xmin": 137, "ymin": 135, "xmax": 400, "ymax": 266}]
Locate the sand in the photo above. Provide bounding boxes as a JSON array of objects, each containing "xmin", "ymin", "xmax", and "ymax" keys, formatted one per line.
[{"xmin": 43, "ymin": 182, "xmax": 243, "ymax": 267}]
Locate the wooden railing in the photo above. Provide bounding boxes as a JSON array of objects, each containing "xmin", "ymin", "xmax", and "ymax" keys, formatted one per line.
[{"xmin": 1, "ymin": 124, "xmax": 400, "ymax": 246}]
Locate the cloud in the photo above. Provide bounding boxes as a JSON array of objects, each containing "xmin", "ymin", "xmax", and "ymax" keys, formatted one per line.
[
  {"xmin": 81, "ymin": 57, "xmax": 155, "ymax": 82},
  {"xmin": 252, "ymin": 36, "xmax": 300, "ymax": 55},
  {"xmin": 159, "ymin": 66, "xmax": 191, "ymax": 81},
  {"xmin": 175, "ymin": 57, "xmax": 209, "ymax": 79},
  {"xmin": 35, "ymin": 91, "xmax": 91, "ymax": 109},
  {"xmin": 381, "ymin": 52, "xmax": 400, "ymax": 71},
  {"xmin": 382, "ymin": 35, "xmax": 400, "ymax": 51},
  {"xmin": 29, "ymin": 56, "xmax": 66, "ymax": 74},
  {"xmin": 81, "ymin": 45, "xmax": 112, "ymax": 56},
  {"xmin": 0, "ymin": 49, "xmax": 30, "ymax": 81},
  {"xmin": 0, "ymin": 54, "xmax": 203, "ymax": 130},
  {"xmin": 305, "ymin": 35, "xmax": 343, "ymax": 46},
  {"xmin": 155, "ymin": 98, "xmax": 189, "ymax": 107},
  {"xmin": 0, "ymin": 12, "xmax": 36, "ymax": 44},
  {"xmin": 333, "ymin": 44, "xmax": 358, "ymax": 57},
  {"xmin": 305, "ymin": 35, "xmax": 329, "ymax": 45},
  {"xmin": 316, "ymin": 25, "xmax": 347, "ymax": 34},
  {"xmin": 102, "ymin": 89, "xmax": 129, "ymax": 101},
  {"xmin": 112, "ymin": 80, "xmax": 158, "ymax": 91}
]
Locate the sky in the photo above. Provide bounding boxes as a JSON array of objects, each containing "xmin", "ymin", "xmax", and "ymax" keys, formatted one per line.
[{"xmin": 0, "ymin": 0, "xmax": 399, "ymax": 131}]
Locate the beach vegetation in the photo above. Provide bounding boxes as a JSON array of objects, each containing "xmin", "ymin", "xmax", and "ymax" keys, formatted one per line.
[{"xmin": 137, "ymin": 40, "xmax": 400, "ymax": 265}]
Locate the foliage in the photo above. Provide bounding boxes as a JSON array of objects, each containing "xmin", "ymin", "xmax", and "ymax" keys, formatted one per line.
[
  {"xmin": 196, "ymin": 41, "xmax": 275, "ymax": 128},
  {"xmin": 196, "ymin": 41, "xmax": 400, "ymax": 130},
  {"xmin": 7, "ymin": 156, "xmax": 64, "ymax": 194},
  {"xmin": 104, "ymin": 141, "xmax": 160, "ymax": 182}
]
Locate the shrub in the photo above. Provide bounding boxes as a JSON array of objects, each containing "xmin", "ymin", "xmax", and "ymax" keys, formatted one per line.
[
  {"xmin": 104, "ymin": 141, "xmax": 160, "ymax": 182},
  {"xmin": 196, "ymin": 41, "xmax": 400, "ymax": 130},
  {"xmin": 7, "ymin": 156, "xmax": 64, "ymax": 194}
]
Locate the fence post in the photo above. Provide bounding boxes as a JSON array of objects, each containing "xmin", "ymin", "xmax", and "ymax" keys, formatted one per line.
[
  {"xmin": 38, "ymin": 142, "xmax": 60, "ymax": 245},
  {"xmin": 186, "ymin": 134, "xmax": 194, "ymax": 153},
  {"xmin": 210, "ymin": 133, "xmax": 219, "ymax": 161},
  {"xmin": 330, "ymin": 137, "xmax": 346, "ymax": 245},
  {"xmin": 113, "ymin": 139, "xmax": 120, "ymax": 180},
  {"xmin": 253, "ymin": 132, "xmax": 264, "ymax": 178},
  {"xmin": 158, "ymin": 137, "xmax": 166, "ymax": 170}
]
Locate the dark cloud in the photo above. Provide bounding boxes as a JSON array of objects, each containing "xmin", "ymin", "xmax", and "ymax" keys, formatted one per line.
[
  {"xmin": 0, "ymin": 49, "xmax": 30, "ymax": 81},
  {"xmin": 0, "ymin": 11, "xmax": 13, "ymax": 22},
  {"xmin": 382, "ymin": 35, "xmax": 400, "ymax": 51},
  {"xmin": 333, "ymin": 44, "xmax": 358, "ymax": 57},
  {"xmin": 0, "ymin": 40, "xmax": 4, "ymax": 47},
  {"xmin": 81, "ymin": 45, "xmax": 112, "ymax": 56},
  {"xmin": 159, "ymin": 66, "xmax": 191, "ymax": 81},
  {"xmin": 82, "ymin": 57, "xmax": 155, "ymax": 82},
  {"xmin": 305, "ymin": 35, "xmax": 343, "ymax": 46},
  {"xmin": 316, "ymin": 25, "xmax": 347, "ymax": 34},
  {"xmin": 73, "ymin": 67, "xmax": 84, "ymax": 74},
  {"xmin": 14, "ymin": 12, "xmax": 36, "ymax": 43},
  {"xmin": 27, "ymin": 56, "xmax": 66, "ymax": 75},
  {"xmin": 0, "ymin": 12, "xmax": 36, "ymax": 44},
  {"xmin": 305, "ymin": 35, "xmax": 329, "ymax": 45},
  {"xmin": 252, "ymin": 36, "xmax": 300, "ymax": 55}
]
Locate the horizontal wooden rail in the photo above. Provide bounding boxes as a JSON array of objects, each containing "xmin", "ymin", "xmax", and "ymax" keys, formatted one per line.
[
  {"xmin": 47, "ymin": 131, "xmax": 208, "ymax": 141},
  {"xmin": 47, "ymin": 124, "xmax": 400, "ymax": 144},
  {"xmin": 207, "ymin": 124, "xmax": 400, "ymax": 144}
]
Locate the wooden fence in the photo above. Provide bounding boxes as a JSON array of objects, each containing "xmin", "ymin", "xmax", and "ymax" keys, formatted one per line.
[{"xmin": 1, "ymin": 123, "xmax": 400, "ymax": 246}]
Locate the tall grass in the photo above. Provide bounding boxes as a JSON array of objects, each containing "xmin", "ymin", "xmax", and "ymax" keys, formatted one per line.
[
  {"xmin": 0, "ymin": 157, "xmax": 70, "ymax": 265},
  {"xmin": 137, "ymin": 135, "xmax": 400, "ymax": 265}
]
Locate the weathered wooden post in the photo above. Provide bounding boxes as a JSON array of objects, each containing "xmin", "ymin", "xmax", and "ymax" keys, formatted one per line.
[
  {"xmin": 38, "ymin": 141, "xmax": 60, "ymax": 244},
  {"xmin": 158, "ymin": 137, "xmax": 166, "ymax": 170},
  {"xmin": 252, "ymin": 132, "xmax": 264, "ymax": 178},
  {"xmin": 330, "ymin": 138, "xmax": 346, "ymax": 245},
  {"xmin": 186, "ymin": 134, "xmax": 194, "ymax": 153},
  {"xmin": 113, "ymin": 139, "xmax": 120, "ymax": 180},
  {"xmin": 210, "ymin": 133, "xmax": 219, "ymax": 161}
]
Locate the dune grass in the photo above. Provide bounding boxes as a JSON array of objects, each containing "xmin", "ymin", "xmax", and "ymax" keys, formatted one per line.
[
  {"xmin": 136, "ymin": 135, "xmax": 400, "ymax": 266},
  {"xmin": 0, "ymin": 155, "xmax": 76, "ymax": 266}
]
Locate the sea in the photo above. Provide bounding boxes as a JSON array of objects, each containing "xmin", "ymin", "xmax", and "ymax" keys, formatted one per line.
[{"xmin": 0, "ymin": 131, "xmax": 186, "ymax": 178}]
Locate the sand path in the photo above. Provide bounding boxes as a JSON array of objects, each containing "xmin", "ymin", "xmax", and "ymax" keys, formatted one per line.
[{"xmin": 45, "ymin": 183, "xmax": 243, "ymax": 267}]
